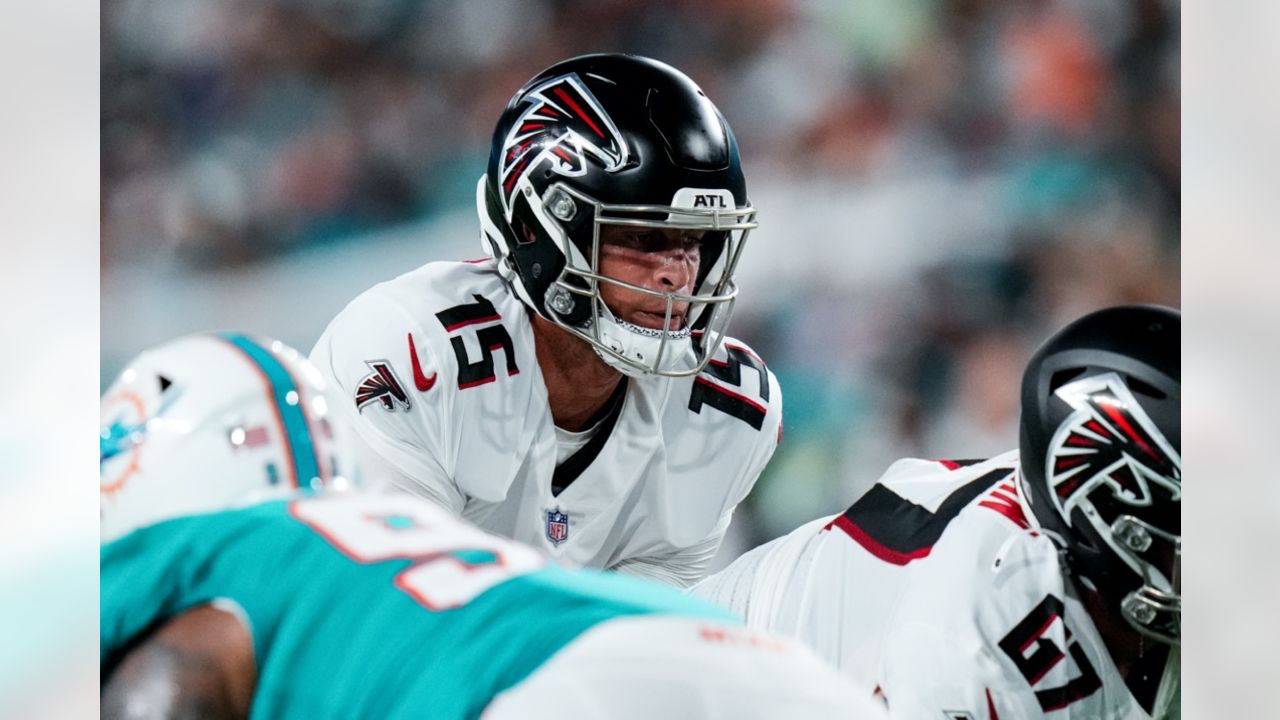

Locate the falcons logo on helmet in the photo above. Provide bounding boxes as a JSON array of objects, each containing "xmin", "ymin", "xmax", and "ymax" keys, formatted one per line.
[
  {"xmin": 355, "ymin": 360, "xmax": 410, "ymax": 413},
  {"xmin": 1046, "ymin": 372, "xmax": 1181, "ymax": 523},
  {"xmin": 498, "ymin": 73, "xmax": 630, "ymax": 216}
]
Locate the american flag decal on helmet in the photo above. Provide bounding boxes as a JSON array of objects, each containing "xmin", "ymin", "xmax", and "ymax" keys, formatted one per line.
[
  {"xmin": 1046, "ymin": 372, "xmax": 1180, "ymax": 522},
  {"xmin": 498, "ymin": 73, "xmax": 630, "ymax": 216},
  {"xmin": 355, "ymin": 360, "xmax": 410, "ymax": 413}
]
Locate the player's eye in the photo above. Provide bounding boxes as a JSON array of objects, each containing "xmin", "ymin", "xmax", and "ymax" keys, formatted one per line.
[
  {"xmin": 609, "ymin": 231, "xmax": 663, "ymax": 251},
  {"xmin": 604, "ymin": 229, "xmax": 702, "ymax": 255}
]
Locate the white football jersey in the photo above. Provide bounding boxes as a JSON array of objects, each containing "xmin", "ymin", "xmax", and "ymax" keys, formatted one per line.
[
  {"xmin": 310, "ymin": 259, "xmax": 782, "ymax": 587},
  {"xmin": 693, "ymin": 451, "xmax": 1153, "ymax": 719}
]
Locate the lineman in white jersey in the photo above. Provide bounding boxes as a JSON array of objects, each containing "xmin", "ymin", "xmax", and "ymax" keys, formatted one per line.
[
  {"xmin": 694, "ymin": 305, "xmax": 1181, "ymax": 719},
  {"xmin": 311, "ymin": 54, "xmax": 779, "ymax": 587}
]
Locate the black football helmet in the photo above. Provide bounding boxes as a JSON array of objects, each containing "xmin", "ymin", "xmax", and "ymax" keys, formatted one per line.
[
  {"xmin": 1018, "ymin": 305, "xmax": 1181, "ymax": 646},
  {"xmin": 477, "ymin": 53, "xmax": 756, "ymax": 377}
]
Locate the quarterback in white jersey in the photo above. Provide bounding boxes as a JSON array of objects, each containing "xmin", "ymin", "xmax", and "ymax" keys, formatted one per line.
[
  {"xmin": 311, "ymin": 54, "xmax": 778, "ymax": 587},
  {"xmin": 695, "ymin": 305, "xmax": 1181, "ymax": 719}
]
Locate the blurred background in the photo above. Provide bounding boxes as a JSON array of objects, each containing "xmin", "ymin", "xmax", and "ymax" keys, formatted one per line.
[{"xmin": 100, "ymin": 0, "xmax": 1180, "ymax": 556}]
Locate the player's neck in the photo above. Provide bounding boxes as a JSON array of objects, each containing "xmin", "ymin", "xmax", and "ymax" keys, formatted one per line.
[
  {"xmin": 531, "ymin": 315, "xmax": 624, "ymax": 432},
  {"xmin": 1081, "ymin": 585, "xmax": 1140, "ymax": 675}
]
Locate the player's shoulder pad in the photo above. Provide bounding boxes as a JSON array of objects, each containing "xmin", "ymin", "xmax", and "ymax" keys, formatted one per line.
[
  {"xmin": 335, "ymin": 259, "xmax": 515, "ymax": 339},
  {"xmin": 828, "ymin": 451, "xmax": 1019, "ymax": 569},
  {"xmin": 926, "ymin": 521, "xmax": 1077, "ymax": 704},
  {"xmin": 873, "ymin": 450, "xmax": 1020, "ymax": 511},
  {"xmin": 920, "ymin": 456, "xmax": 1062, "ymax": 617},
  {"xmin": 316, "ymin": 259, "xmax": 529, "ymax": 410},
  {"xmin": 685, "ymin": 335, "xmax": 782, "ymax": 438}
]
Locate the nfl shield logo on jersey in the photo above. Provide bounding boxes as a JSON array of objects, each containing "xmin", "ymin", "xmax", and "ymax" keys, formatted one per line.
[{"xmin": 546, "ymin": 508, "xmax": 569, "ymax": 545}]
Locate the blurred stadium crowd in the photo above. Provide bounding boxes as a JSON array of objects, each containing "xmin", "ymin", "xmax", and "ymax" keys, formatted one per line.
[{"xmin": 101, "ymin": 0, "xmax": 1179, "ymax": 550}]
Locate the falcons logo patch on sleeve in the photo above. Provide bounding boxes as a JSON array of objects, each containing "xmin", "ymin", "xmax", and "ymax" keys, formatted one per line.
[
  {"xmin": 497, "ymin": 73, "xmax": 630, "ymax": 216},
  {"xmin": 1046, "ymin": 372, "xmax": 1180, "ymax": 520},
  {"xmin": 355, "ymin": 360, "xmax": 410, "ymax": 413}
]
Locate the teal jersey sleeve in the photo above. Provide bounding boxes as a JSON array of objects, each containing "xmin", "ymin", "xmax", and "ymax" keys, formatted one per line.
[{"xmin": 101, "ymin": 495, "xmax": 734, "ymax": 720}]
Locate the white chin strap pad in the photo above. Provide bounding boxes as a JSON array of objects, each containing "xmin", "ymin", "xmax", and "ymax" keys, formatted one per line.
[{"xmin": 591, "ymin": 305, "xmax": 695, "ymax": 377}]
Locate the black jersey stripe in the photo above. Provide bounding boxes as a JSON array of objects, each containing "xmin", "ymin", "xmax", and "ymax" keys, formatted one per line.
[
  {"xmin": 551, "ymin": 378, "xmax": 629, "ymax": 497},
  {"xmin": 831, "ymin": 467, "xmax": 1013, "ymax": 565}
]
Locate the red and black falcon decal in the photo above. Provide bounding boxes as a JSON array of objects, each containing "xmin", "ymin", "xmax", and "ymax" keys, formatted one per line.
[
  {"xmin": 497, "ymin": 73, "xmax": 630, "ymax": 216},
  {"xmin": 355, "ymin": 360, "xmax": 410, "ymax": 413},
  {"xmin": 1046, "ymin": 372, "xmax": 1180, "ymax": 521}
]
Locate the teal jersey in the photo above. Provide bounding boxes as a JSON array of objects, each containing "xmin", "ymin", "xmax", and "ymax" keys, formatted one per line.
[{"xmin": 101, "ymin": 493, "xmax": 734, "ymax": 720}]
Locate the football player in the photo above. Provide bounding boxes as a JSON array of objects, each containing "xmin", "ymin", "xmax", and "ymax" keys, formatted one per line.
[
  {"xmin": 309, "ymin": 53, "xmax": 779, "ymax": 587},
  {"xmin": 101, "ymin": 334, "xmax": 883, "ymax": 719},
  {"xmin": 692, "ymin": 305, "xmax": 1181, "ymax": 719}
]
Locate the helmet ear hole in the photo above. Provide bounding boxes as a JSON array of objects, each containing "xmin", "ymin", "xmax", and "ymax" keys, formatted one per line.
[
  {"xmin": 513, "ymin": 216, "xmax": 540, "ymax": 246},
  {"xmin": 1048, "ymin": 367, "xmax": 1087, "ymax": 393},
  {"xmin": 1126, "ymin": 376, "xmax": 1167, "ymax": 400}
]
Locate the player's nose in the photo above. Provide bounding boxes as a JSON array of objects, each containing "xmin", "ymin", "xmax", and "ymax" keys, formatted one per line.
[{"xmin": 652, "ymin": 247, "xmax": 698, "ymax": 294}]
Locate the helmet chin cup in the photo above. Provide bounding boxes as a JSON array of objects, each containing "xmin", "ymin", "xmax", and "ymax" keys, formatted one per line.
[{"xmin": 589, "ymin": 303, "xmax": 696, "ymax": 378}]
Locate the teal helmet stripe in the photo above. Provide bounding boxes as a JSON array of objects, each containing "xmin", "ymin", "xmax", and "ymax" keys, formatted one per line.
[
  {"xmin": 216, "ymin": 332, "xmax": 322, "ymax": 488},
  {"xmin": 100, "ymin": 418, "xmax": 143, "ymax": 463}
]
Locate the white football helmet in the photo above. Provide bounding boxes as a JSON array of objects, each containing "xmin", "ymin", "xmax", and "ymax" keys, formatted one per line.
[{"xmin": 100, "ymin": 333, "xmax": 358, "ymax": 543}]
